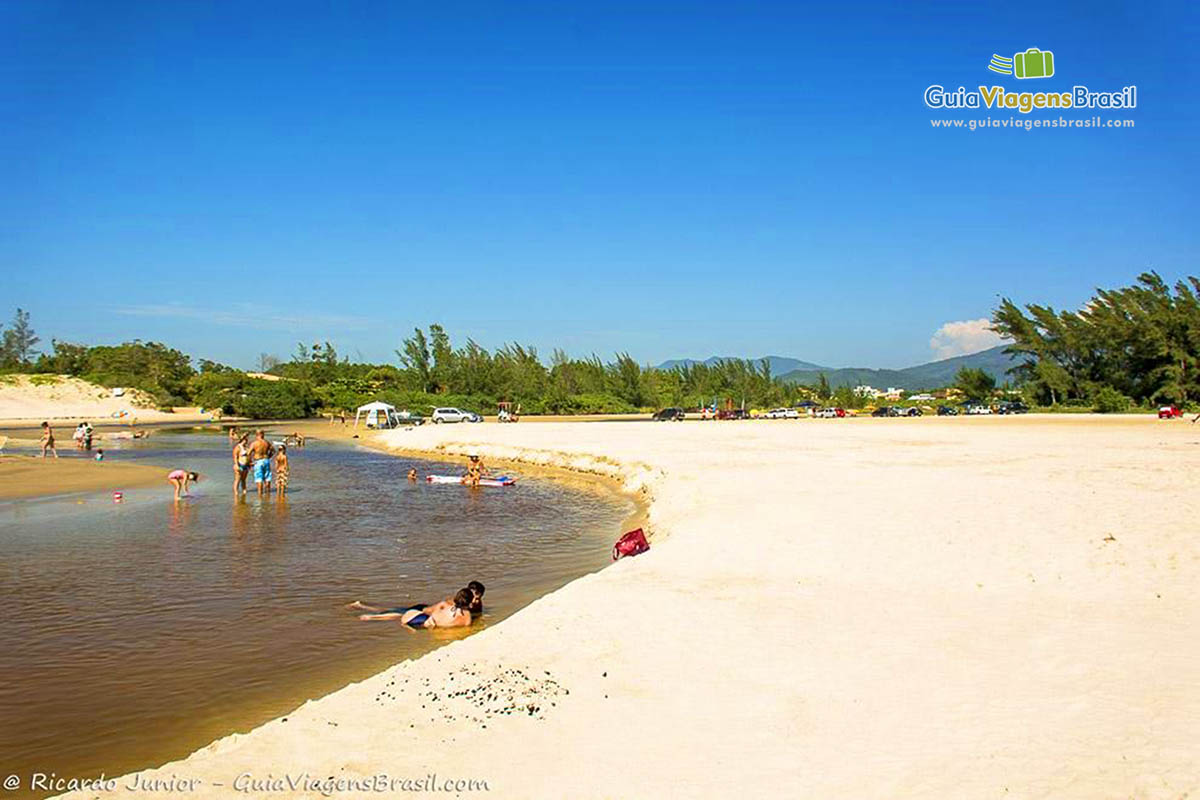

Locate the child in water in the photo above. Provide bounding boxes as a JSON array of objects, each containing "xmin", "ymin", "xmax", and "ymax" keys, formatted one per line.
[
  {"xmin": 167, "ymin": 469, "xmax": 199, "ymax": 500},
  {"xmin": 274, "ymin": 445, "xmax": 289, "ymax": 497},
  {"xmin": 407, "ymin": 468, "xmax": 418, "ymax": 481},
  {"xmin": 94, "ymin": 449, "xmax": 105, "ymax": 461}
]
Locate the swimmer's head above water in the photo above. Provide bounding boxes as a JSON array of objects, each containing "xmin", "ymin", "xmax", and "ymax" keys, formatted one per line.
[{"xmin": 453, "ymin": 588, "xmax": 474, "ymax": 610}]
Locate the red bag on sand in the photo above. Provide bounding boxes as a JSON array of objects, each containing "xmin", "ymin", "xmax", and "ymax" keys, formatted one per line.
[{"xmin": 612, "ymin": 528, "xmax": 650, "ymax": 561}]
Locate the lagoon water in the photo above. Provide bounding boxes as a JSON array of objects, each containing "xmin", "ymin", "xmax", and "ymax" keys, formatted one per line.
[{"xmin": 0, "ymin": 430, "xmax": 632, "ymax": 797}]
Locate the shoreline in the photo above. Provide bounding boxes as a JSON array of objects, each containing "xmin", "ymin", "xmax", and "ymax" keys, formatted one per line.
[
  {"xmin": 0, "ymin": 455, "xmax": 167, "ymax": 501},
  {"xmin": 53, "ymin": 416, "xmax": 1200, "ymax": 799}
]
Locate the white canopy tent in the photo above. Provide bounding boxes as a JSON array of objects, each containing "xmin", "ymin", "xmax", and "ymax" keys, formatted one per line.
[{"xmin": 354, "ymin": 401, "xmax": 401, "ymax": 429}]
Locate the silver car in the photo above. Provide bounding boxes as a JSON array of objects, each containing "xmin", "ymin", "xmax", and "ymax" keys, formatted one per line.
[{"xmin": 431, "ymin": 407, "xmax": 482, "ymax": 423}]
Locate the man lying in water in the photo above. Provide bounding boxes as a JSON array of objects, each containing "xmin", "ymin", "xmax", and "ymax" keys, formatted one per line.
[{"xmin": 350, "ymin": 583, "xmax": 484, "ymax": 628}]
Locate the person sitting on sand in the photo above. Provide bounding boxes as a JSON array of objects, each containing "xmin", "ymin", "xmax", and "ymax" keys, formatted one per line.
[
  {"xmin": 40, "ymin": 422, "xmax": 58, "ymax": 459},
  {"xmin": 248, "ymin": 430, "xmax": 275, "ymax": 496},
  {"xmin": 168, "ymin": 469, "xmax": 199, "ymax": 501},
  {"xmin": 274, "ymin": 445, "xmax": 290, "ymax": 497},
  {"xmin": 463, "ymin": 454, "xmax": 485, "ymax": 487}
]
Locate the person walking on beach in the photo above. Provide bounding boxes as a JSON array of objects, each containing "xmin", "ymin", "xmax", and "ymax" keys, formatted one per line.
[
  {"xmin": 232, "ymin": 434, "xmax": 252, "ymax": 495},
  {"xmin": 248, "ymin": 430, "xmax": 275, "ymax": 496},
  {"xmin": 40, "ymin": 422, "xmax": 58, "ymax": 459},
  {"xmin": 168, "ymin": 469, "xmax": 199, "ymax": 501},
  {"xmin": 274, "ymin": 444, "xmax": 290, "ymax": 497}
]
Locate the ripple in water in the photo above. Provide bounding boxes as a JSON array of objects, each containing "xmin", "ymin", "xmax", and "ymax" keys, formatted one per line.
[{"xmin": 0, "ymin": 431, "xmax": 633, "ymax": 797}]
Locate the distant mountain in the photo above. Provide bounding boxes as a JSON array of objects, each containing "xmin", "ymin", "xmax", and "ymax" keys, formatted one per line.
[
  {"xmin": 657, "ymin": 355, "xmax": 828, "ymax": 374},
  {"xmin": 778, "ymin": 346, "xmax": 1021, "ymax": 391}
]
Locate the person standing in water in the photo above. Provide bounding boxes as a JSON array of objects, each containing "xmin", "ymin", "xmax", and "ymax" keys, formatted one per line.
[
  {"xmin": 274, "ymin": 444, "xmax": 290, "ymax": 497},
  {"xmin": 248, "ymin": 430, "xmax": 275, "ymax": 496},
  {"xmin": 168, "ymin": 469, "xmax": 199, "ymax": 501},
  {"xmin": 40, "ymin": 422, "xmax": 58, "ymax": 459},
  {"xmin": 232, "ymin": 434, "xmax": 252, "ymax": 495}
]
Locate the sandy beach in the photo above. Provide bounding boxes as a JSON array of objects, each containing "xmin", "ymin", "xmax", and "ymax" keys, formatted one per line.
[
  {"xmin": 0, "ymin": 375, "xmax": 221, "ymax": 426},
  {"xmin": 43, "ymin": 414, "xmax": 1198, "ymax": 799},
  {"xmin": 0, "ymin": 455, "xmax": 166, "ymax": 500}
]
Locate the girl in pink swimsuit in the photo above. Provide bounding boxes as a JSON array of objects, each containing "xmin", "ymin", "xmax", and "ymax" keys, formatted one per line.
[{"xmin": 167, "ymin": 469, "xmax": 199, "ymax": 500}]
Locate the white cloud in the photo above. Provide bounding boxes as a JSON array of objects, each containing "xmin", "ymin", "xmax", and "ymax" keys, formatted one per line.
[
  {"xmin": 114, "ymin": 303, "xmax": 371, "ymax": 333},
  {"xmin": 929, "ymin": 318, "xmax": 1007, "ymax": 360}
]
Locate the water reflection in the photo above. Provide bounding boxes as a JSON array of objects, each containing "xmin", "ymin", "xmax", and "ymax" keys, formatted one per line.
[{"xmin": 0, "ymin": 432, "xmax": 632, "ymax": 799}]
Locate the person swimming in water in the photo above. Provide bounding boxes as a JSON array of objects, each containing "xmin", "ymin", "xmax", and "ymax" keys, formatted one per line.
[
  {"xmin": 466, "ymin": 580, "xmax": 485, "ymax": 615},
  {"xmin": 407, "ymin": 468, "xmax": 418, "ymax": 482},
  {"xmin": 351, "ymin": 584, "xmax": 481, "ymax": 628}
]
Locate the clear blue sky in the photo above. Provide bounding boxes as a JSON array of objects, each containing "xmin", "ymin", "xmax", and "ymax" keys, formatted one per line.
[{"xmin": 1, "ymin": 1, "xmax": 1196, "ymax": 369}]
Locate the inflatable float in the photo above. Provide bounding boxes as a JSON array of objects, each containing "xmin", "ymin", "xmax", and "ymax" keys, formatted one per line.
[{"xmin": 425, "ymin": 475, "xmax": 516, "ymax": 487}]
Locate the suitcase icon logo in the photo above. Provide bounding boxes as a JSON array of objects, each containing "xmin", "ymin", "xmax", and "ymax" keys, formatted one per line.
[{"xmin": 988, "ymin": 48, "xmax": 1055, "ymax": 79}]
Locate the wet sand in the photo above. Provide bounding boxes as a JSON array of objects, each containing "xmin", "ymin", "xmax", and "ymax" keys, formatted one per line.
[
  {"xmin": 0, "ymin": 456, "xmax": 165, "ymax": 500},
  {"xmin": 56, "ymin": 415, "xmax": 1200, "ymax": 799}
]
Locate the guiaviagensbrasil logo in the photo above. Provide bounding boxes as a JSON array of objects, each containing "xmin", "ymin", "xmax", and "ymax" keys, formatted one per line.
[
  {"xmin": 988, "ymin": 48, "xmax": 1054, "ymax": 79},
  {"xmin": 924, "ymin": 46, "xmax": 1136, "ymax": 115}
]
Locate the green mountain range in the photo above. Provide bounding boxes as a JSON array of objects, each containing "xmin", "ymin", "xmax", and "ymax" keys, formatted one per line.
[
  {"xmin": 657, "ymin": 347, "xmax": 1021, "ymax": 391},
  {"xmin": 778, "ymin": 346, "xmax": 1021, "ymax": 391}
]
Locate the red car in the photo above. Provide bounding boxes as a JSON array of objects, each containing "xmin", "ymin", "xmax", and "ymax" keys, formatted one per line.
[{"xmin": 1158, "ymin": 405, "xmax": 1183, "ymax": 419}]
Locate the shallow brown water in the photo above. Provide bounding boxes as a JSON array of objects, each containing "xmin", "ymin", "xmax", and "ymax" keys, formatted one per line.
[{"xmin": 0, "ymin": 432, "xmax": 632, "ymax": 798}]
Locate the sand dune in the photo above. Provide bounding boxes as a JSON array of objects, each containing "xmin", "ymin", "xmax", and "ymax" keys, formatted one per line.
[
  {"xmin": 55, "ymin": 416, "xmax": 1200, "ymax": 799},
  {"xmin": 0, "ymin": 375, "xmax": 215, "ymax": 424}
]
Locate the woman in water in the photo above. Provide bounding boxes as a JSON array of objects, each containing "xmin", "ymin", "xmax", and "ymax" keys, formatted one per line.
[
  {"xmin": 167, "ymin": 469, "xmax": 199, "ymax": 501},
  {"xmin": 40, "ymin": 422, "xmax": 58, "ymax": 459}
]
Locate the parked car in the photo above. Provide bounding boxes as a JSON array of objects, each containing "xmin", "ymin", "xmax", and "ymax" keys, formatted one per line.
[
  {"xmin": 816, "ymin": 407, "xmax": 845, "ymax": 418},
  {"xmin": 431, "ymin": 407, "xmax": 482, "ymax": 423},
  {"xmin": 722, "ymin": 408, "xmax": 751, "ymax": 420},
  {"xmin": 763, "ymin": 408, "xmax": 799, "ymax": 419},
  {"xmin": 1158, "ymin": 405, "xmax": 1183, "ymax": 419},
  {"xmin": 652, "ymin": 407, "xmax": 686, "ymax": 421},
  {"xmin": 965, "ymin": 404, "xmax": 993, "ymax": 415},
  {"xmin": 871, "ymin": 406, "xmax": 891, "ymax": 418},
  {"xmin": 894, "ymin": 406, "xmax": 922, "ymax": 417},
  {"xmin": 936, "ymin": 405, "xmax": 959, "ymax": 416},
  {"xmin": 996, "ymin": 401, "xmax": 1029, "ymax": 415}
]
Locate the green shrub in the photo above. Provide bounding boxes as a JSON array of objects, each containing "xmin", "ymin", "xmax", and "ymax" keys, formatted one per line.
[
  {"xmin": 1092, "ymin": 386, "xmax": 1132, "ymax": 413},
  {"xmin": 232, "ymin": 380, "xmax": 316, "ymax": 420}
]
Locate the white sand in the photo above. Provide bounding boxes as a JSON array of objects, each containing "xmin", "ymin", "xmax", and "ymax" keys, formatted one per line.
[
  {"xmin": 57, "ymin": 416, "xmax": 1200, "ymax": 799},
  {"xmin": 0, "ymin": 375, "xmax": 217, "ymax": 424}
]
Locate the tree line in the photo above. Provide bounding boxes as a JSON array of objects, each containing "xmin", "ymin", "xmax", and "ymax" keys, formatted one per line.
[
  {"xmin": 993, "ymin": 272, "xmax": 1199, "ymax": 411},
  {"xmin": 3, "ymin": 272, "xmax": 1191, "ymax": 419}
]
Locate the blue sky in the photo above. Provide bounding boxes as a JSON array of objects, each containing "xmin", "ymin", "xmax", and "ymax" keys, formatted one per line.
[{"xmin": 1, "ymin": 1, "xmax": 1196, "ymax": 369}]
